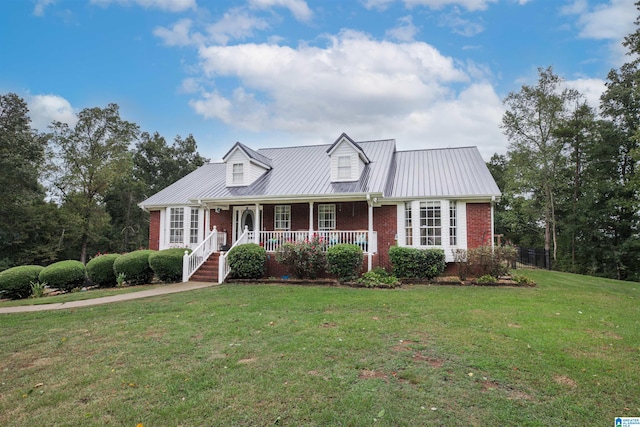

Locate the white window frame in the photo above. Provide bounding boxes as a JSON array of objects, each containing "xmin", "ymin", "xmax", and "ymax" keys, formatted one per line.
[
  {"xmin": 232, "ymin": 163, "xmax": 244, "ymax": 185},
  {"xmin": 190, "ymin": 209, "xmax": 199, "ymax": 244},
  {"xmin": 274, "ymin": 205, "xmax": 291, "ymax": 231},
  {"xmin": 449, "ymin": 201, "xmax": 457, "ymax": 246},
  {"xmin": 337, "ymin": 155, "xmax": 351, "ymax": 180},
  {"xmin": 169, "ymin": 207, "xmax": 184, "ymax": 244},
  {"xmin": 404, "ymin": 202, "xmax": 413, "ymax": 246},
  {"xmin": 318, "ymin": 204, "xmax": 336, "ymax": 230},
  {"xmin": 420, "ymin": 201, "xmax": 442, "ymax": 246}
]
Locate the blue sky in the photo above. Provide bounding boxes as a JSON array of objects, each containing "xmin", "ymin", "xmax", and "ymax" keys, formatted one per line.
[{"xmin": 0, "ymin": 0, "xmax": 636, "ymax": 161}]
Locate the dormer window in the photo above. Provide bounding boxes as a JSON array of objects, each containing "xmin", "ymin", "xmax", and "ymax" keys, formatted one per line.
[
  {"xmin": 232, "ymin": 163, "xmax": 244, "ymax": 185},
  {"xmin": 337, "ymin": 156, "xmax": 351, "ymax": 180}
]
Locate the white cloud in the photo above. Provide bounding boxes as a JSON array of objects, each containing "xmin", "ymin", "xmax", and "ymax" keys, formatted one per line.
[
  {"xmin": 33, "ymin": 0, "xmax": 55, "ymax": 16},
  {"xmin": 363, "ymin": 0, "xmax": 498, "ymax": 11},
  {"xmin": 206, "ymin": 8, "xmax": 270, "ymax": 45},
  {"xmin": 187, "ymin": 30, "xmax": 507, "ymax": 157},
  {"xmin": 572, "ymin": 0, "xmax": 636, "ymax": 40},
  {"xmin": 249, "ymin": 0, "xmax": 313, "ymax": 22},
  {"xmin": 90, "ymin": 0, "xmax": 196, "ymax": 12},
  {"xmin": 154, "ymin": 18, "xmax": 198, "ymax": 46},
  {"xmin": 439, "ymin": 9, "xmax": 484, "ymax": 36},
  {"xmin": 563, "ymin": 77, "xmax": 607, "ymax": 110},
  {"xmin": 27, "ymin": 94, "xmax": 77, "ymax": 132},
  {"xmin": 386, "ymin": 15, "xmax": 420, "ymax": 42}
]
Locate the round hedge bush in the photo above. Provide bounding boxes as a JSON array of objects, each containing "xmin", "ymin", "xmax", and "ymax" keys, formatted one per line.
[
  {"xmin": 113, "ymin": 250, "xmax": 155, "ymax": 286},
  {"xmin": 326, "ymin": 244, "xmax": 364, "ymax": 282},
  {"xmin": 86, "ymin": 254, "xmax": 121, "ymax": 288},
  {"xmin": 149, "ymin": 248, "xmax": 191, "ymax": 283},
  {"xmin": 227, "ymin": 243, "xmax": 266, "ymax": 279},
  {"xmin": 0, "ymin": 265, "xmax": 44, "ymax": 300},
  {"xmin": 39, "ymin": 260, "xmax": 86, "ymax": 292}
]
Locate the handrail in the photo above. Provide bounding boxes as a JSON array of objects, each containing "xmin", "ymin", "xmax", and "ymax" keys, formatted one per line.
[
  {"xmin": 258, "ymin": 230, "xmax": 378, "ymax": 253},
  {"xmin": 182, "ymin": 227, "xmax": 227, "ymax": 282},
  {"xmin": 218, "ymin": 226, "xmax": 249, "ymax": 284}
]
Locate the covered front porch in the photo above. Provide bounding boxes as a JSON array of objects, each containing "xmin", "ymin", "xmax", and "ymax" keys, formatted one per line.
[{"xmin": 184, "ymin": 198, "xmax": 381, "ymax": 283}]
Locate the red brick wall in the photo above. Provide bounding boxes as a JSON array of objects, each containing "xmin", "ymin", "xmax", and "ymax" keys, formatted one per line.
[
  {"xmin": 466, "ymin": 203, "xmax": 492, "ymax": 248},
  {"xmin": 210, "ymin": 209, "xmax": 233, "ymax": 237},
  {"xmin": 374, "ymin": 205, "xmax": 397, "ymax": 270},
  {"xmin": 149, "ymin": 210, "xmax": 160, "ymax": 250}
]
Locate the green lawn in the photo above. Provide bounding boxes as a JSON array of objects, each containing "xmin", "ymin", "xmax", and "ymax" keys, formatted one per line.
[
  {"xmin": 0, "ymin": 284, "xmax": 162, "ymax": 307},
  {"xmin": 0, "ymin": 270, "xmax": 638, "ymax": 426}
]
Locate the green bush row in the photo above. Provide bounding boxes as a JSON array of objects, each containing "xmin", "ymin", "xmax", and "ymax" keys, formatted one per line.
[{"xmin": 0, "ymin": 248, "xmax": 193, "ymax": 299}]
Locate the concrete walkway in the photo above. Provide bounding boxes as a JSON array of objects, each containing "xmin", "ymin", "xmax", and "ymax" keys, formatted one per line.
[{"xmin": 0, "ymin": 281, "xmax": 215, "ymax": 314}]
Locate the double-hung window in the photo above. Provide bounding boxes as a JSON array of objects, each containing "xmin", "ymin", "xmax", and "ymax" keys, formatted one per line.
[
  {"xmin": 169, "ymin": 207, "xmax": 184, "ymax": 244},
  {"xmin": 337, "ymin": 156, "xmax": 351, "ymax": 180},
  {"xmin": 449, "ymin": 201, "xmax": 457, "ymax": 246},
  {"xmin": 232, "ymin": 163, "xmax": 244, "ymax": 185},
  {"xmin": 274, "ymin": 205, "xmax": 291, "ymax": 230},
  {"xmin": 190, "ymin": 209, "xmax": 199, "ymax": 244},
  {"xmin": 404, "ymin": 202, "xmax": 413, "ymax": 245},
  {"xmin": 318, "ymin": 204, "xmax": 336, "ymax": 230},
  {"xmin": 419, "ymin": 201, "xmax": 441, "ymax": 246}
]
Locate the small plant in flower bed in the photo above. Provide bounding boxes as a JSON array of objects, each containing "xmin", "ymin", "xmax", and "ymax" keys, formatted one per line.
[
  {"xmin": 113, "ymin": 250, "xmax": 155, "ymax": 286},
  {"xmin": 326, "ymin": 244, "xmax": 363, "ymax": 282},
  {"xmin": 0, "ymin": 265, "xmax": 44, "ymax": 299},
  {"xmin": 476, "ymin": 274, "xmax": 498, "ymax": 284},
  {"xmin": 149, "ymin": 248, "xmax": 192, "ymax": 283},
  {"xmin": 356, "ymin": 267, "xmax": 399, "ymax": 288},
  {"xmin": 39, "ymin": 260, "xmax": 86, "ymax": 292},
  {"xmin": 227, "ymin": 243, "xmax": 266, "ymax": 279},
  {"xmin": 86, "ymin": 253, "xmax": 121, "ymax": 288},
  {"xmin": 275, "ymin": 236, "xmax": 326, "ymax": 279},
  {"xmin": 512, "ymin": 274, "xmax": 536, "ymax": 286}
]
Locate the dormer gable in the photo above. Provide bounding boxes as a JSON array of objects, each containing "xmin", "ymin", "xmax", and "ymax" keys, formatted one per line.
[
  {"xmin": 327, "ymin": 133, "xmax": 370, "ymax": 182},
  {"xmin": 222, "ymin": 142, "xmax": 272, "ymax": 187}
]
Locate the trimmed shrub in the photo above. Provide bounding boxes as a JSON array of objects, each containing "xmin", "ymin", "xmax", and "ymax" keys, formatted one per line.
[
  {"xmin": 389, "ymin": 246, "xmax": 445, "ymax": 279},
  {"xmin": 149, "ymin": 248, "xmax": 192, "ymax": 283},
  {"xmin": 467, "ymin": 245, "xmax": 517, "ymax": 278},
  {"xmin": 326, "ymin": 244, "xmax": 363, "ymax": 282},
  {"xmin": 0, "ymin": 265, "xmax": 44, "ymax": 299},
  {"xmin": 275, "ymin": 236, "xmax": 326, "ymax": 279},
  {"xmin": 86, "ymin": 254, "xmax": 121, "ymax": 288},
  {"xmin": 39, "ymin": 260, "xmax": 86, "ymax": 292},
  {"xmin": 227, "ymin": 243, "xmax": 266, "ymax": 279},
  {"xmin": 113, "ymin": 250, "xmax": 155, "ymax": 286},
  {"xmin": 357, "ymin": 267, "xmax": 399, "ymax": 288}
]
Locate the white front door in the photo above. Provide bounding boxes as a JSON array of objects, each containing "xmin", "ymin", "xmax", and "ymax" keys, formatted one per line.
[{"xmin": 233, "ymin": 206, "xmax": 262, "ymax": 242}]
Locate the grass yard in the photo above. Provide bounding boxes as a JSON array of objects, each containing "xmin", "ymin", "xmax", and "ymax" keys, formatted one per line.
[{"xmin": 0, "ymin": 270, "xmax": 638, "ymax": 426}]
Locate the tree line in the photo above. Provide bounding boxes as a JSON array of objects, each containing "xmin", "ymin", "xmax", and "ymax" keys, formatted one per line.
[
  {"xmin": 0, "ymin": 97, "xmax": 207, "ymax": 269},
  {"xmin": 492, "ymin": 4, "xmax": 640, "ymax": 281}
]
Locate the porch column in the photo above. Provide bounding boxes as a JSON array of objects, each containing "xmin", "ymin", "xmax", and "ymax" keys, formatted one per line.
[
  {"xmin": 254, "ymin": 203, "xmax": 260, "ymax": 244},
  {"xmin": 368, "ymin": 199, "xmax": 373, "ymax": 271},
  {"xmin": 308, "ymin": 201, "xmax": 314, "ymax": 240}
]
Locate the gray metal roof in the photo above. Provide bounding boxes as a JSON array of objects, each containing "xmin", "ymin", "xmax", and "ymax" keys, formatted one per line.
[
  {"xmin": 388, "ymin": 146, "xmax": 501, "ymax": 198},
  {"xmin": 222, "ymin": 141, "xmax": 273, "ymax": 168},
  {"xmin": 139, "ymin": 140, "xmax": 500, "ymax": 208}
]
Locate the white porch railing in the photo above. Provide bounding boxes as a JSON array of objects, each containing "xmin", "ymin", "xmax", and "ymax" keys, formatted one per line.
[
  {"xmin": 182, "ymin": 226, "xmax": 227, "ymax": 282},
  {"xmin": 257, "ymin": 230, "xmax": 377, "ymax": 253},
  {"xmin": 218, "ymin": 226, "xmax": 250, "ymax": 284}
]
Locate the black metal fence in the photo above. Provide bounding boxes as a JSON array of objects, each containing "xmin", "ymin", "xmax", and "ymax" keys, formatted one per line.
[{"xmin": 514, "ymin": 246, "xmax": 551, "ymax": 270}]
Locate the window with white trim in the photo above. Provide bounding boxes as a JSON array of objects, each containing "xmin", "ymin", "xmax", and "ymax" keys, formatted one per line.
[
  {"xmin": 404, "ymin": 202, "xmax": 413, "ymax": 246},
  {"xmin": 190, "ymin": 209, "xmax": 199, "ymax": 244},
  {"xmin": 420, "ymin": 201, "xmax": 441, "ymax": 246},
  {"xmin": 232, "ymin": 163, "xmax": 244, "ymax": 184},
  {"xmin": 318, "ymin": 204, "xmax": 336, "ymax": 230},
  {"xmin": 170, "ymin": 207, "xmax": 184, "ymax": 244},
  {"xmin": 274, "ymin": 205, "xmax": 291, "ymax": 230},
  {"xmin": 449, "ymin": 201, "xmax": 457, "ymax": 246},
  {"xmin": 337, "ymin": 156, "xmax": 351, "ymax": 180}
]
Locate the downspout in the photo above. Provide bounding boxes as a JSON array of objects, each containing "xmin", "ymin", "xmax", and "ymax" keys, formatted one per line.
[
  {"xmin": 367, "ymin": 194, "xmax": 373, "ymax": 272},
  {"xmin": 491, "ymin": 196, "xmax": 496, "ymax": 252}
]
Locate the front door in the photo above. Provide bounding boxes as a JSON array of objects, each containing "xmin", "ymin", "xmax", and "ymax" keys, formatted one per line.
[{"xmin": 233, "ymin": 206, "xmax": 261, "ymax": 242}]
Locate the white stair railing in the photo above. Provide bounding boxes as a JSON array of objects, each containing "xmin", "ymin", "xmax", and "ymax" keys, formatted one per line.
[
  {"xmin": 218, "ymin": 226, "xmax": 249, "ymax": 284},
  {"xmin": 182, "ymin": 226, "xmax": 227, "ymax": 282}
]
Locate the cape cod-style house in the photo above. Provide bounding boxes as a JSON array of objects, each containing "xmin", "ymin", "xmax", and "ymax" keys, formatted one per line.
[{"xmin": 138, "ymin": 133, "xmax": 501, "ymax": 283}]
